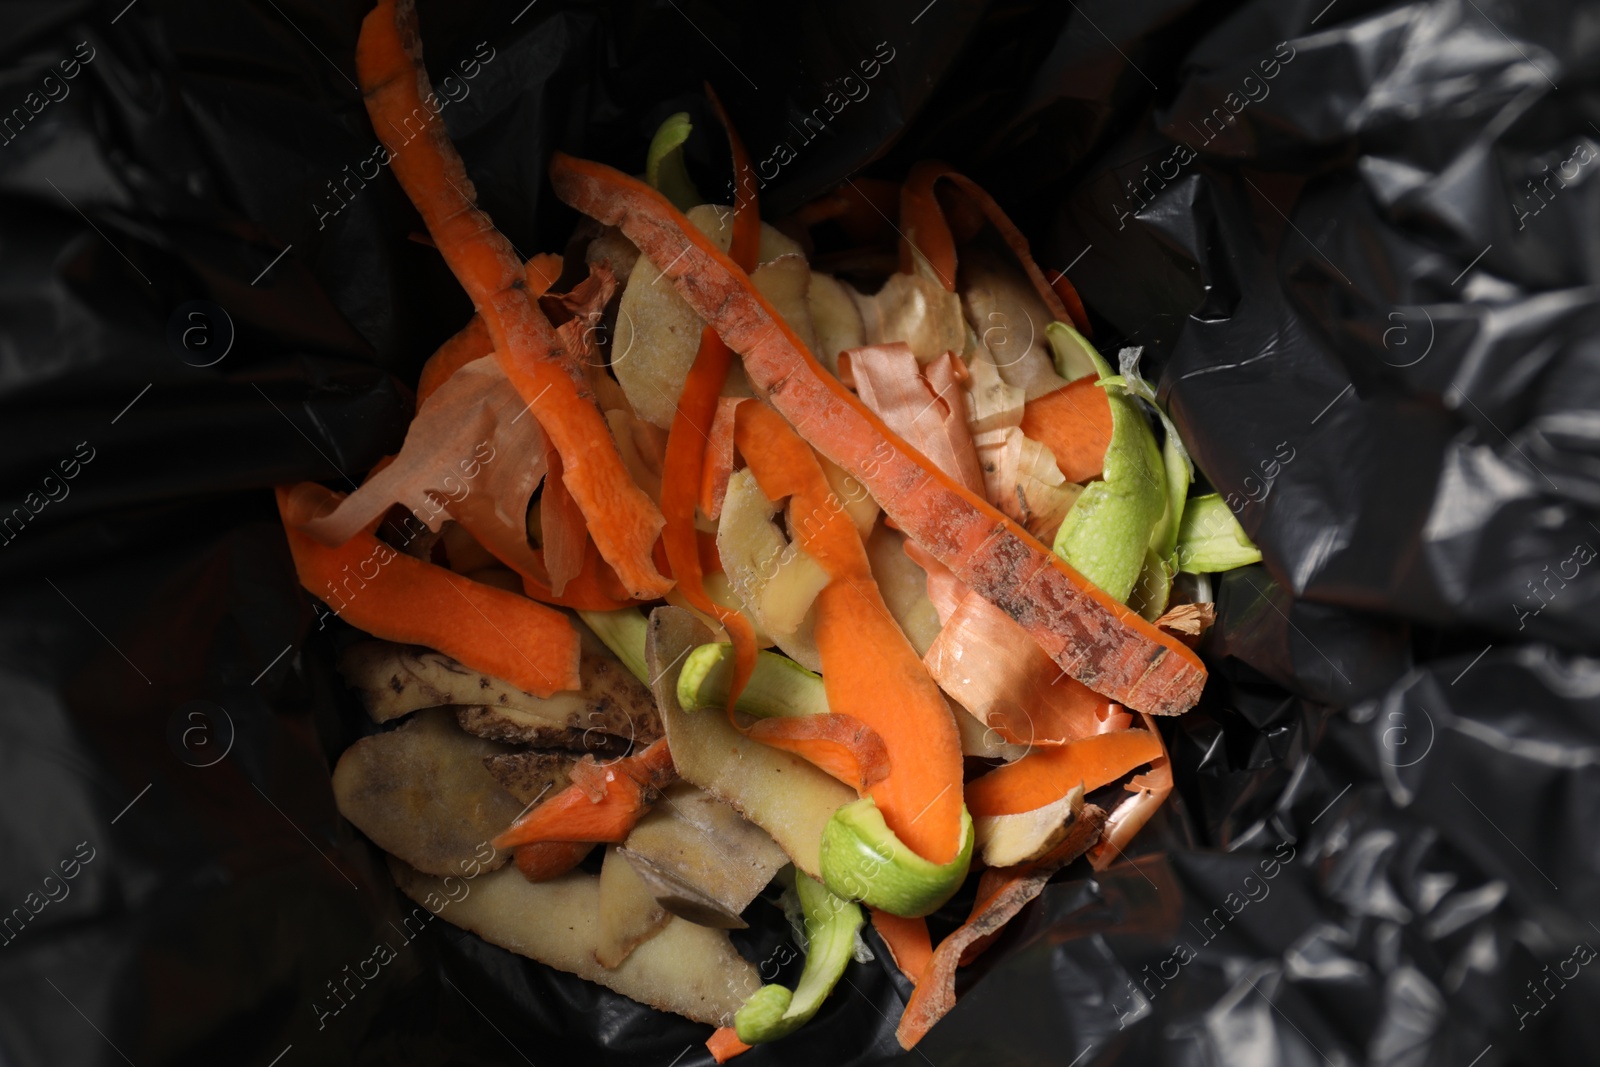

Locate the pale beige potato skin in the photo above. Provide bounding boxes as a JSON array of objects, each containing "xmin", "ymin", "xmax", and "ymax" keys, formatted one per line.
[
  {"xmin": 332, "ymin": 708, "xmax": 524, "ymax": 876},
  {"xmin": 391, "ymin": 859, "xmax": 760, "ymax": 1026},
  {"xmin": 807, "ymin": 271, "xmax": 866, "ymax": 374},
  {"xmin": 619, "ymin": 781, "xmax": 788, "ymax": 929},
  {"xmin": 973, "ymin": 784, "xmax": 1085, "ymax": 867},
  {"xmin": 716, "ymin": 467, "xmax": 829, "ymax": 671},
  {"xmin": 595, "ymin": 844, "xmax": 669, "ymax": 969},
  {"xmin": 646, "ymin": 606, "xmax": 853, "ymax": 880}
]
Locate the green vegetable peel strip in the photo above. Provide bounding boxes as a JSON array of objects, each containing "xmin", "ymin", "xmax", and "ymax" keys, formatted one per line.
[
  {"xmin": 1175, "ymin": 493, "xmax": 1262, "ymax": 572},
  {"xmin": 734, "ymin": 870, "xmax": 863, "ymax": 1043},
  {"xmin": 578, "ymin": 608, "xmax": 650, "ymax": 684},
  {"xmin": 678, "ymin": 642, "xmax": 831, "ymax": 719},
  {"xmin": 645, "ymin": 112, "xmax": 701, "ymax": 212},
  {"xmin": 820, "ymin": 797, "xmax": 973, "ymax": 917},
  {"xmin": 1046, "ymin": 322, "xmax": 1166, "ymax": 604}
]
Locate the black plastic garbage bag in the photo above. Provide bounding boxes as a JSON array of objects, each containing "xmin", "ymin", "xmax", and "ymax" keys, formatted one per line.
[{"xmin": 2, "ymin": 0, "xmax": 1596, "ymax": 1064}]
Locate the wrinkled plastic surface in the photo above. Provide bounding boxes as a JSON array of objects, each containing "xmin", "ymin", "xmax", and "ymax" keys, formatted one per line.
[{"xmin": 2, "ymin": 0, "xmax": 1596, "ymax": 1064}]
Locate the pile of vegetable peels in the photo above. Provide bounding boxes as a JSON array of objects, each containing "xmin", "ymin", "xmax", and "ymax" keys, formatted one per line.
[{"xmin": 293, "ymin": 0, "xmax": 1262, "ymax": 1054}]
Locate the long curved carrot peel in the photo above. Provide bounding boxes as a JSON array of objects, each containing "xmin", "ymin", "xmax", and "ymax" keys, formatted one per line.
[
  {"xmin": 665, "ymin": 326, "xmax": 760, "ymax": 698},
  {"xmin": 895, "ymin": 803, "xmax": 1107, "ymax": 1048},
  {"xmin": 699, "ymin": 396, "xmax": 742, "ymax": 521},
  {"xmin": 277, "ymin": 482, "xmax": 579, "ymax": 697},
  {"xmin": 734, "ymin": 400, "xmax": 965, "ymax": 866},
  {"xmin": 897, "ymin": 161, "xmax": 1089, "ymax": 335},
  {"xmin": 548, "ymin": 153, "xmax": 1207, "ymax": 717},
  {"xmin": 356, "ymin": 0, "xmax": 670, "ymax": 600},
  {"xmin": 870, "ymin": 909, "xmax": 933, "ymax": 983},
  {"xmin": 659, "ymin": 87, "xmax": 761, "ymax": 711},
  {"xmin": 707, "ymin": 1027, "xmax": 751, "ymax": 1063},
  {"xmin": 1018, "ymin": 374, "xmax": 1114, "ymax": 484},
  {"xmin": 1089, "ymin": 712, "xmax": 1173, "ymax": 870},
  {"xmin": 513, "ymin": 840, "xmax": 593, "ymax": 882},
  {"xmin": 745, "ymin": 712, "xmax": 890, "ymax": 793},
  {"xmin": 491, "ymin": 739, "xmax": 675, "ymax": 850},
  {"xmin": 964, "ymin": 728, "xmax": 1164, "ymax": 818},
  {"xmin": 415, "ymin": 253, "xmax": 564, "ymax": 409}
]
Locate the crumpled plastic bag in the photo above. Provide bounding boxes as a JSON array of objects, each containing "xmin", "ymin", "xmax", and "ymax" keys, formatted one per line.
[{"xmin": 1, "ymin": 0, "xmax": 1594, "ymax": 1064}]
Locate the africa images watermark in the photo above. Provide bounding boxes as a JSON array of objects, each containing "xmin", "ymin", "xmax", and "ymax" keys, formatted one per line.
[
  {"xmin": 0, "ymin": 441, "xmax": 96, "ymax": 548},
  {"xmin": 1, "ymin": 41, "xmax": 96, "ymax": 147},
  {"xmin": 1113, "ymin": 41, "xmax": 1298, "ymax": 230},
  {"xmin": 312, "ymin": 841, "xmax": 497, "ymax": 1029},
  {"xmin": 1512, "ymin": 538, "xmax": 1594, "ymax": 630},
  {"xmin": 311, "ymin": 41, "xmax": 498, "ymax": 230},
  {"xmin": 734, "ymin": 41, "xmax": 898, "ymax": 199},
  {"xmin": 1513, "ymin": 939, "xmax": 1595, "ymax": 1030},
  {"xmin": 1109, "ymin": 840, "xmax": 1298, "ymax": 1026},
  {"xmin": 0, "ymin": 841, "xmax": 98, "ymax": 948},
  {"xmin": 1513, "ymin": 139, "xmax": 1595, "ymax": 230}
]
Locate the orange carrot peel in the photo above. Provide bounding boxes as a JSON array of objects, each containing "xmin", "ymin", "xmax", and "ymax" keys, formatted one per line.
[
  {"xmin": 415, "ymin": 253, "xmax": 563, "ymax": 409},
  {"xmin": 1018, "ymin": 373, "xmax": 1114, "ymax": 484},
  {"xmin": 356, "ymin": 0, "xmax": 670, "ymax": 600},
  {"xmin": 707, "ymin": 1026, "xmax": 751, "ymax": 1063},
  {"xmin": 512, "ymin": 840, "xmax": 593, "ymax": 882},
  {"xmin": 964, "ymin": 728, "xmax": 1165, "ymax": 818},
  {"xmin": 1089, "ymin": 712, "xmax": 1174, "ymax": 870},
  {"xmin": 733, "ymin": 400, "xmax": 965, "ymax": 865},
  {"xmin": 491, "ymin": 739, "xmax": 675, "ymax": 850},
  {"xmin": 546, "ymin": 153, "xmax": 1206, "ymax": 718},
  {"xmin": 870, "ymin": 909, "xmax": 933, "ymax": 983},
  {"xmin": 658, "ymin": 86, "xmax": 761, "ymax": 714},
  {"xmin": 895, "ymin": 803, "xmax": 1108, "ymax": 1047},
  {"xmin": 277, "ymin": 482, "xmax": 579, "ymax": 697}
]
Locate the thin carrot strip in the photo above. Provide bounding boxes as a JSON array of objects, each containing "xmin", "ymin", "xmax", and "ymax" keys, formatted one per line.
[
  {"xmin": 964, "ymin": 729, "xmax": 1164, "ymax": 817},
  {"xmin": 664, "ymin": 327, "xmax": 759, "ymax": 696},
  {"xmin": 1018, "ymin": 375, "xmax": 1114, "ymax": 484},
  {"xmin": 548, "ymin": 154, "xmax": 1207, "ymax": 716},
  {"xmin": 745, "ymin": 712, "xmax": 890, "ymax": 793},
  {"xmin": 1089, "ymin": 711, "xmax": 1174, "ymax": 870},
  {"xmin": 699, "ymin": 396, "xmax": 742, "ymax": 521},
  {"xmin": 870, "ymin": 909, "xmax": 933, "ymax": 983},
  {"xmin": 277, "ymin": 483, "xmax": 579, "ymax": 697},
  {"xmin": 415, "ymin": 254, "xmax": 563, "ymax": 409},
  {"xmin": 356, "ymin": 0, "xmax": 670, "ymax": 600},
  {"xmin": 659, "ymin": 87, "xmax": 761, "ymax": 711},
  {"xmin": 492, "ymin": 740, "xmax": 674, "ymax": 849},
  {"xmin": 735, "ymin": 401, "xmax": 965, "ymax": 865},
  {"xmin": 492, "ymin": 779, "xmax": 645, "ymax": 846},
  {"xmin": 707, "ymin": 1026, "xmax": 751, "ymax": 1063}
]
